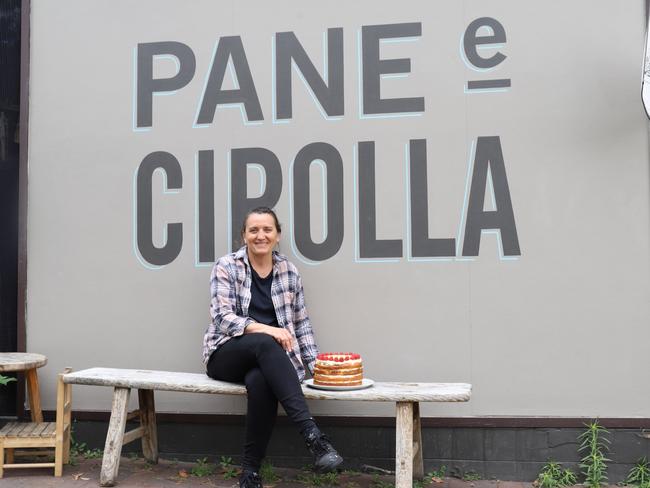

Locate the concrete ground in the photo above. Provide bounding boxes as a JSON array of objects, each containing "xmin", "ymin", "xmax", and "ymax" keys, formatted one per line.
[{"xmin": 0, "ymin": 456, "xmax": 539, "ymax": 488}]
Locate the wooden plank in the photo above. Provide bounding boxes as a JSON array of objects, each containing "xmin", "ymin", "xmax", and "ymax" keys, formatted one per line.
[
  {"xmin": 138, "ymin": 389, "xmax": 158, "ymax": 464},
  {"xmin": 25, "ymin": 368, "xmax": 43, "ymax": 423},
  {"xmin": 5, "ymin": 447, "xmax": 12, "ymax": 465},
  {"xmin": 62, "ymin": 371, "xmax": 73, "ymax": 465},
  {"xmin": 17, "ymin": 423, "xmax": 39, "ymax": 438},
  {"xmin": 0, "ymin": 422, "xmax": 17, "ymax": 436},
  {"xmin": 126, "ymin": 410, "xmax": 140, "ymax": 421},
  {"xmin": 8, "ymin": 423, "xmax": 33, "ymax": 437},
  {"xmin": 122, "ymin": 427, "xmax": 144, "ymax": 445},
  {"xmin": 4, "ymin": 437, "xmax": 53, "ymax": 448},
  {"xmin": 30, "ymin": 423, "xmax": 50, "ymax": 437},
  {"xmin": 55, "ymin": 370, "xmax": 65, "ymax": 477},
  {"xmin": 40, "ymin": 423, "xmax": 56, "ymax": 437},
  {"xmin": 0, "ymin": 439, "xmax": 4, "ymax": 478},
  {"xmin": 63, "ymin": 368, "xmax": 472, "ymax": 402},
  {"xmin": 395, "ymin": 402, "xmax": 414, "ymax": 488},
  {"xmin": 3, "ymin": 462, "xmax": 56, "ymax": 469},
  {"xmin": 412, "ymin": 402, "xmax": 423, "ymax": 479},
  {"xmin": 100, "ymin": 387, "xmax": 130, "ymax": 487}
]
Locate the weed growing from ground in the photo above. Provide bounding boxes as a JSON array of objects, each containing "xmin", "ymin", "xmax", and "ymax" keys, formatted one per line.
[
  {"xmin": 68, "ymin": 422, "xmax": 103, "ymax": 461},
  {"xmin": 219, "ymin": 456, "xmax": 239, "ymax": 479},
  {"xmin": 413, "ymin": 467, "xmax": 448, "ymax": 488},
  {"xmin": 627, "ymin": 458, "xmax": 650, "ymax": 488},
  {"xmin": 428, "ymin": 466, "xmax": 446, "ymax": 479},
  {"xmin": 190, "ymin": 457, "xmax": 215, "ymax": 477},
  {"xmin": 535, "ymin": 462, "xmax": 577, "ymax": 488},
  {"xmin": 260, "ymin": 460, "xmax": 281, "ymax": 484},
  {"xmin": 371, "ymin": 473, "xmax": 394, "ymax": 488},
  {"xmin": 462, "ymin": 472, "xmax": 481, "ymax": 481},
  {"xmin": 579, "ymin": 420, "xmax": 610, "ymax": 488},
  {"xmin": 297, "ymin": 471, "xmax": 340, "ymax": 486}
]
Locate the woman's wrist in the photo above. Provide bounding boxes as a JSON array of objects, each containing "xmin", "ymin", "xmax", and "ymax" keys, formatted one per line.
[{"xmin": 244, "ymin": 322, "xmax": 268, "ymax": 334}]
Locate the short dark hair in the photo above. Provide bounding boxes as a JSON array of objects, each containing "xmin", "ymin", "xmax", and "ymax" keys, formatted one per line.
[{"xmin": 240, "ymin": 207, "xmax": 282, "ymax": 237}]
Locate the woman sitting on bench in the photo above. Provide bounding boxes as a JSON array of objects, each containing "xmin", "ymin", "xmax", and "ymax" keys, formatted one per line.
[{"xmin": 203, "ymin": 206, "xmax": 343, "ymax": 488}]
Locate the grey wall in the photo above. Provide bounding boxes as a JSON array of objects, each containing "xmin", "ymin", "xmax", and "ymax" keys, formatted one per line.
[{"xmin": 26, "ymin": 0, "xmax": 650, "ymax": 417}]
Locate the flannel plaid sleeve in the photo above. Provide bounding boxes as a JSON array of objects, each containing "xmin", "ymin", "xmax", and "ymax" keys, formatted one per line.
[
  {"xmin": 210, "ymin": 259, "xmax": 253, "ymax": 337},
  {"xmin": 293, "ymin": 272, "xmax": 318, "ymax": 374}
]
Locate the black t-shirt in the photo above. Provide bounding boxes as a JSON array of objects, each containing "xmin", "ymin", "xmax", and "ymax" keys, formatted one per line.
[{"xmin": 248, "ymin": 267, "xmax": 279, "ymax": 328}]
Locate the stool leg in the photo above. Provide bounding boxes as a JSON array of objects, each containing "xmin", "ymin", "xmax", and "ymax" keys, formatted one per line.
[
  {"xmin": 413, "ymin": 402, "xmax": 424, "ymax": 479},
  {"xmin": 55, "ymin": 431, "xmax": 64, "ymax": 476},
  {"xmin": 100, "ymin": 387, "xmax": 130, "ymax": 487},
  {"xmin": 0, "ymin": 440, "xmax": 4, "ymax": 478},
  {"xmin": 5, "ymin": 448, "xmax": 13, "ymax": 464},
  {"xmin": 396, "ymin": 401, "xmax": 414, "ymax": 488},
  {"xmin": 25, "ymin": 368, "xmax": 43, "ymax": 423},
  {"xmin": 138, "ymin": 389, "xmax": 158, "ymax": 464}
]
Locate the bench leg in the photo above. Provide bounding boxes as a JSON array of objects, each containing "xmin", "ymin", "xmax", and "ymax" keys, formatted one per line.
[
  {"xmin": 137, "ymin": 389, "xmax": 158, "ymax": 464},
  {"xmin": 396, "ymin": 401, "xmax": 414, "ymax": 488},
  {"xmin": 413, "ymin": 402, "xmax": 424, "ymax": 479},
  {"xmin": 100, "ymin": 387, "xmax": 130, "ymax": 487}
]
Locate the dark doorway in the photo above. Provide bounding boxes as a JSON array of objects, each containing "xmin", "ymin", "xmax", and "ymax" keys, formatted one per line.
[{"xmin": 0, "ymin": 0, "xmax": 22, "ymax": 416}]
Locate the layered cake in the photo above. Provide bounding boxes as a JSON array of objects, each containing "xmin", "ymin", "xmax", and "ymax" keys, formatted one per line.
[{"xmin": 313, "ymin": 353, "xmax": 363, "ymax": 386}]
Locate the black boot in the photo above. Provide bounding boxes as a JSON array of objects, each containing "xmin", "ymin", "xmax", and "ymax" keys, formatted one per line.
[
  {"xmin": 239, "ymin": 469, "xmax": 263, "ymax": 488},
  {"xmin": 304, "ymin": 427, "xmax": 343, "ymax": 472}
]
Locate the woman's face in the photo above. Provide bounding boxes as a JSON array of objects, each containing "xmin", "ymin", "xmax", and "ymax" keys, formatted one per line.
[{"xmin": 243, "ymin": 213, "xmax": 280, "ymax": 258}]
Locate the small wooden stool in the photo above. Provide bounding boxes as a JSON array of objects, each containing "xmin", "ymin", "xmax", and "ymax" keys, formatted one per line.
[
  {"xmin": 0, "ymin": 368, "xmax": 72, "ymax": 477},
  {"xmin": 0, "ymin": 352, "xmax": 48, "ymax": 422}
]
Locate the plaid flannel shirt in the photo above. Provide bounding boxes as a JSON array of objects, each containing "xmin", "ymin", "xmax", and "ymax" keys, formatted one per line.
[{"xmin": 202, "ymin": 246, "xmax": 318, "ymax": 382}]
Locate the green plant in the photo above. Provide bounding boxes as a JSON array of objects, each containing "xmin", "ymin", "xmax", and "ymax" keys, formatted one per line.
[
  {"xmin": 627, "ymin": 458, "xmax": 650, "ymax": 488},
  {"xmin": 535, "ymin": 462, "xmax": 577, "ymax": 488},
  {"xmin": 462, "ymin": 472, "xmax": 481, "ymax": 481},
  {"xmin": 219, "ymin": 456, "xmax": 238, "ymax": 479},
  {"xmin": 427, "ymin": 466, "xmax": 447, "ymax": 480},
  {"xmin": 297, "ymin": 471, "xmax": 340, "ymax": 486},
  {"xmin": 0, "ymin": 374, "xmax": 16, "ymax": 386},
  {"xmin": 70, "ymin": 437, "xmax": 103, "ymax": 460},
  {"xmin": 342, "ymin": 469, "xmax": 362, "ymax": 477},
  {"xmin": 579, "ymin": 420, "xmax": 610, "ymax": 488},
  {"xmin": 323, "ymin": 472, "xmax": 340, "ymax": 485},
  {"xmin": 260, "ymin": 460, "xmax": 281, "ymax": 484},
  {"xmin": 413, "ymin": 467, "xmax": 448, "ymax": 488},
  {"xmin": 371, "ymin": 473, "xmax": 394, "ymax": 488},
  {"xmin": 190, "ymin": 457, "xmax": 215, "ymax": 477}
]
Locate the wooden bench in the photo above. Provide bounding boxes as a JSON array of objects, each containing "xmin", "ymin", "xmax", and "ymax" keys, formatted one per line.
[{"xmin": 63, "ymin": 368, "xmax": 471, "ymax": 488}]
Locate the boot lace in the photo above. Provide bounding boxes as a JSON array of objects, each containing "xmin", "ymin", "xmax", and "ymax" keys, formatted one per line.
[
  {"xmin": 309, "ymin": 433, "xmax": 337, "ymax": 457},
  {"xmin": 240, "ymin": 470, "xmax": 262, "ymax": 488}
]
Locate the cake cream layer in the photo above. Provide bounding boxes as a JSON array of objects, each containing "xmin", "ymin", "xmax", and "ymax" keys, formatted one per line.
[
  {"xmin": 315, "ymin": 359, "xmax": 362, "ymax": 368},
  {"xmin": 314, "ymin": 366, "xmax": 363, "ymax": 376},
  {"xmin": 313, "ymin": 373, "xmax": 363, "ymax": 384}
]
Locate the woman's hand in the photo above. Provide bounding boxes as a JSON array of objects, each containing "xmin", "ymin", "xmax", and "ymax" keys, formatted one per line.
[
  {"xmin": 266, "ymin": 327, "xmax": 295, "ymax": 352},
  {"xmin": 245, "ymin": 323, "xmax": 295, "ymax": 352}
]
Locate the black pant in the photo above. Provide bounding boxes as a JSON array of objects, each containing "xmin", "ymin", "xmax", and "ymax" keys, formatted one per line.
[{"xmin": 207, "ymin": 333, "xmax": 313, "ymax": 471}]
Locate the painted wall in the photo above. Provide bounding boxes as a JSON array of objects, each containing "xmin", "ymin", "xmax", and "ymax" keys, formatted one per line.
[{"xmin": 26, "ymin": 0, "xmax": 650, "ymax": 417}]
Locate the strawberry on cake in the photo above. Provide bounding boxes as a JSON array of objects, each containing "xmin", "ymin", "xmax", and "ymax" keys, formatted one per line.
[{"xmin": 313, "ymin": 353, "xmax": 363, "ymax": 386}]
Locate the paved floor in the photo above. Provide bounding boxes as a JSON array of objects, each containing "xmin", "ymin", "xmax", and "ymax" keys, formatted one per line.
[{"xmin": 0, "ymin": 457, "xmax": 539, "ymax": 488}]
